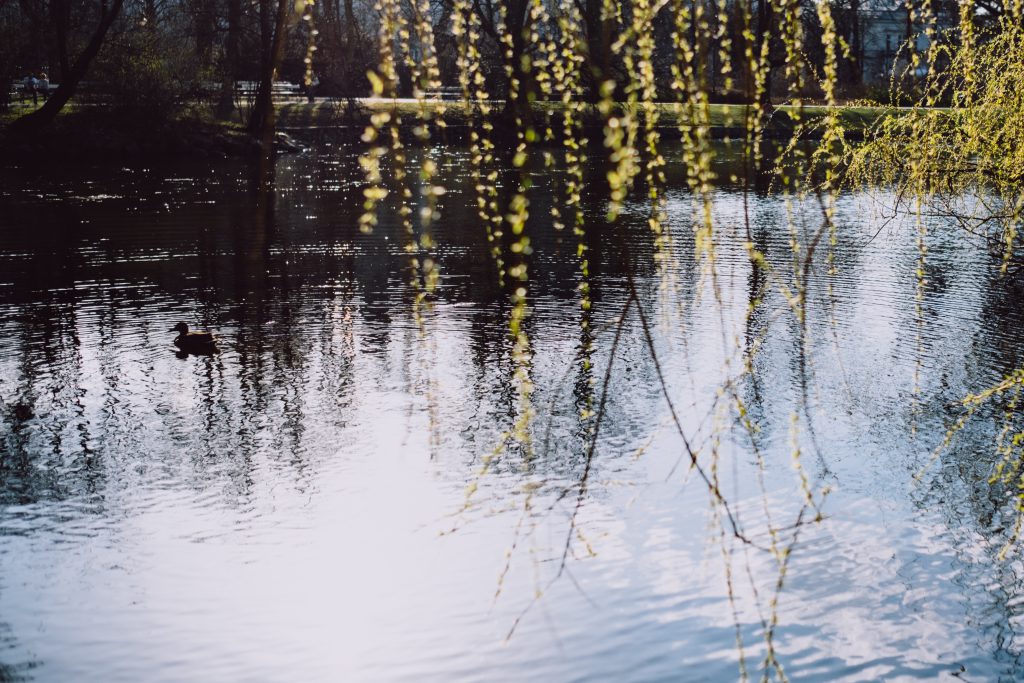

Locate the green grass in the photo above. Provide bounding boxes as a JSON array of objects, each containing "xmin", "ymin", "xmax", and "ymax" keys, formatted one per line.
[
  {"xmin": 2, "ymin": 97, "xmax": 899, "ymax": 135},
  {"xmin": 273, "ymin": 98, "xmax": 899, "ymax": 135},
  {"xmin": 0, "ymin": 99, "xmax": 47, "ymax": 124}
]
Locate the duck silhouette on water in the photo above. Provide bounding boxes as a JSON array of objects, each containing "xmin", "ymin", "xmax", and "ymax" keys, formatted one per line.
[{"xmin": 170, "ymin": 322, "xmax": 218, "ymax": 355}]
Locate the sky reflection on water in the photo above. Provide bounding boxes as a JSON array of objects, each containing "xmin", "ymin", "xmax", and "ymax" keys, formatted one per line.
[{"xmin": 1, "ymin": 144, "xmax": 1024, "ymax": 681}]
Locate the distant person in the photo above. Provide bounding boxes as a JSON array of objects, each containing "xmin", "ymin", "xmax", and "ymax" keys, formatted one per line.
[
  {"xmin": 306, "ymin": 75, "xmax": 319, "ymax": 103},
  {"xmin": 23, "ymin": 74, "xmax": 36, "ymax": 105},
  {"xmin": 37, "ymin": 73, "xmax": 49, "ymax": 100}
]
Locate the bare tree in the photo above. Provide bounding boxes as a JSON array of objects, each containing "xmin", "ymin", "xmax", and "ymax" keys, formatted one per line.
[{"xmin": 11, "ymin": 0, "xmax": 126, "ymax": 132}]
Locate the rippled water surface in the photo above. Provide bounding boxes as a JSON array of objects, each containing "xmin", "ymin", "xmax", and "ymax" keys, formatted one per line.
[{"xmin": 2, "ymin": 143, "xmax": 1024, "ymax": 681}]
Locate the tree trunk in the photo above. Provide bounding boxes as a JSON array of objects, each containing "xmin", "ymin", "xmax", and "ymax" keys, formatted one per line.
[
  {"xmin": 11, "ymin": 0, "xmax": 126, "ymax": 133},
  {"xmin": 850, "ymin": 0, "xmax": 862, "ymax": 87},
  {"xmin": 53, "ymin": 0, "xmax": 71, "ymax": 80},
  {"xmin": 583, "ymin": 0, "xmax": 614, "ymax": 102},
  {"xmin": 756, "ymin": 0, "xmax": 772, "ymax": 110},
  {"xmin": 344, "ymin": 0, "xmax": 357, "ymax": 44},
  {"xmin": 248, "ymin": 0, "xmax": 290, "ymax": 144},
  {"xmin": 192, "ymin": 0, "xmax": 217, "ymax": 67},
  {"xmin": 500, "ymin": 0, "xmax": 531, "ymax": 120},
  {"xmin": 217, "ymin": 0, "xmax": 242, "ymax": 118},
  {"xmin": 249, "ymin": 0, "xmax": 273, "ymax": 130}
]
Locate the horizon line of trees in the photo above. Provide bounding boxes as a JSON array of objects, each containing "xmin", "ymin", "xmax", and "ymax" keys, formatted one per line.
[{"xmin": 0, "ymin": 0, "xmax": 1013, "ymax": 135}]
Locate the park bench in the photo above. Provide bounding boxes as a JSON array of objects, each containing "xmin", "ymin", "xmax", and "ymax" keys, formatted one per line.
[
  {"xmin": 419, "ymin": 87, "xmax": 462, "ymax": 101},
  {"xmin": 8, "ymin": 81, "xmax": 59, "ymax": 104},
  {"xmin": 234, "ymin": 81, "xmax": 304, "ymax": 102}
]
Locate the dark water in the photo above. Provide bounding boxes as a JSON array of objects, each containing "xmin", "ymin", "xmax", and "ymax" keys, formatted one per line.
[{"xmin": 1, "ymin": 142, "xmax": 1024, "ymax": 681}]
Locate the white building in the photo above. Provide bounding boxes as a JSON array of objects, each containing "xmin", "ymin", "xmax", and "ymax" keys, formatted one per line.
[{"xmin": 859, "ymin": 4, "xmax": 954, "ymax": 85}]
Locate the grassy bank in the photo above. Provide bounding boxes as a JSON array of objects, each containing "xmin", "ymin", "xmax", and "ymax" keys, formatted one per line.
[{"xmin": 275, "ymin": 98, "xmax": 893, "ymax": 138}]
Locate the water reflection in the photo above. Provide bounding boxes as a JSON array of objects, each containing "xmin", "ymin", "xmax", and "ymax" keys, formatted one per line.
[{"xmin": 1, "ymin": 143, "xmax": 1024, "ymax": 680}]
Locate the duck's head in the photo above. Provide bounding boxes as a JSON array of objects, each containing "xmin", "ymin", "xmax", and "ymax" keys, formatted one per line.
[{"xmin": 169, "ymin": 322, "xmax": 189, "ymax": 334}]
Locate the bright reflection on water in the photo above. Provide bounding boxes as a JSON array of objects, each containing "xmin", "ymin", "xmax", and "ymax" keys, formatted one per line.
[{"xmin": 1, "ymin": 142, "xmax": 1024, "ymax": 681}]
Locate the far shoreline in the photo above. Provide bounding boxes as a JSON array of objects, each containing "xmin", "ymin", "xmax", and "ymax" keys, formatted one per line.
[{"xmin": 0, "ymin": 97, "xmax": 911, "ymax": 165}]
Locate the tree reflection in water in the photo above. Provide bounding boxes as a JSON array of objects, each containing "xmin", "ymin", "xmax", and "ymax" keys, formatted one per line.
[{"xmin": 1, "ymin": 146, "xmax": 1024, "ymax": 679}]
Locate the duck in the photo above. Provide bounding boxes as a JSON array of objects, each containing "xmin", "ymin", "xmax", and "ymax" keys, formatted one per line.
[{"xmin": 169, "ymin": 322, "xmax": 217, "ymax": 352}]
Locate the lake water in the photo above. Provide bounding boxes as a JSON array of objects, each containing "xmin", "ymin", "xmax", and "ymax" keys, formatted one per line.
[{"xmin": 1, "ymin": 141, "xmax": 1023, "ymax": 681}]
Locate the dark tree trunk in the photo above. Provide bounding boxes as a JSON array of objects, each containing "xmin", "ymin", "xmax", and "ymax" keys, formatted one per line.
[
  {"xmin": 583, "ymin": 0, "xmax": 614, "ymax": 101},
  {"xmin": 11, "ymin": 0, "xmax": 126, "ymax": 133},
  {"xmin": 52, "ymin": 0, "xmax": 71, "ymax": 79},
  {"xmin": 756, "ymin": 0, "xmax": 773, "ymax": 111},
  {"xmin": 849, "ymin": 0, "xmax": 862, "ymax": 86},
  {"xmin": 433, "ymin": 0, "xmax": 452, "ymax": 81},
  {"xmin": 249, "ymin": 0, "xmax": 275, "ymax": 132},
  {"xmin": 217, "ymin": 0, "xmax": 242, "ymax": 117},
  {"xmin": 500, "ymin": 0, "xmax": 531, "ymax": 120},
  {"xmin": 248, "ymin": 0, "xmax": 290, "ymax": 143},
  {"xmin": 192, "ymin": 0, "xmax": 217, "ymax": 66},
  {"xmin": 344, "ymin": 0, "xmax": 357, "ymax": 44},
  {"xmin": 728, "ymin": 0, "xmax": 749, "ymax": 98}
]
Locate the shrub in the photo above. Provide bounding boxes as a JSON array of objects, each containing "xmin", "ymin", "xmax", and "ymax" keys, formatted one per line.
[{"xmin": 91, "ymin": 30, "xmax": 210, "ymax": 121}]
